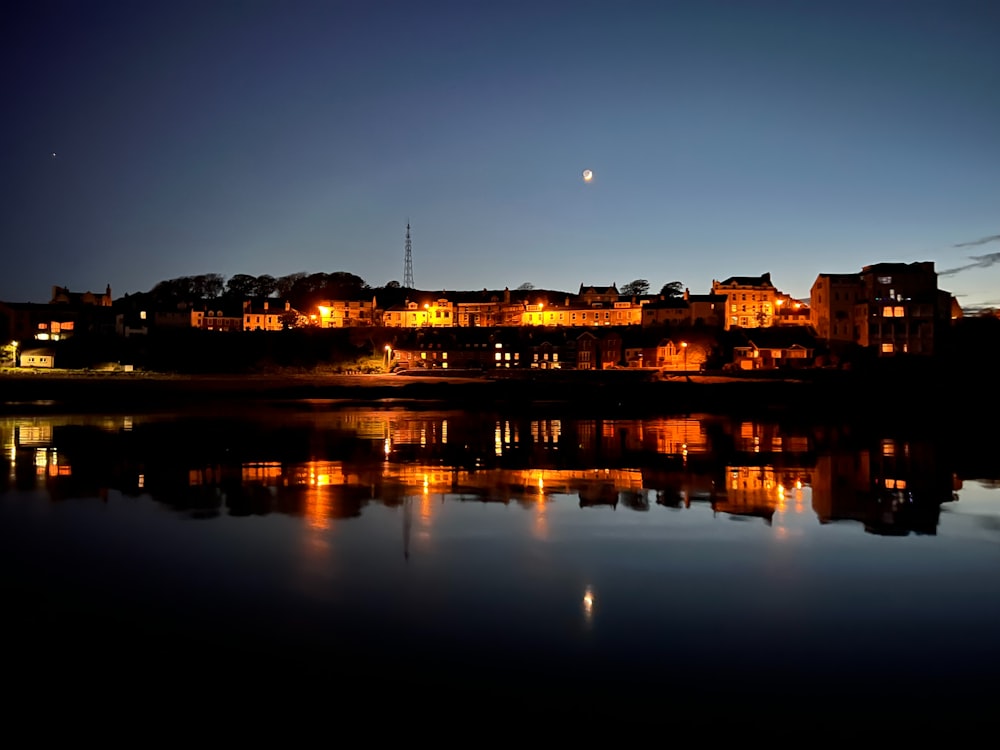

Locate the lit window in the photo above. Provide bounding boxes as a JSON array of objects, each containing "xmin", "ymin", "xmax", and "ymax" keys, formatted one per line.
[
  {"xmin": 140, "ymin": 311, "xmax": 147, "ymax": 320},
  {"xmin": 883, "ymin": 307, "xmax": 894, "ymax": 318},
  {"xmin": 881, "ymin": 343, "xmax": 894, "ymax": 353},
  {"xmin": 893, "ymin": 306, "xmax": 904, "ymax": 317}
]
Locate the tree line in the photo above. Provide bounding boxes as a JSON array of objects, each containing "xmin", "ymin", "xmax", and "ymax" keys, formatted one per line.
[{"xmin": 143, "ymin": 272, "xmax": 686, "ymax": 311}]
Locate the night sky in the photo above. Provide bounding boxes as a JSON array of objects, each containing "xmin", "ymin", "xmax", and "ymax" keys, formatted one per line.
[{"xmin": 3, "ymin": 0, "xmax": 998, "ymax": 308}]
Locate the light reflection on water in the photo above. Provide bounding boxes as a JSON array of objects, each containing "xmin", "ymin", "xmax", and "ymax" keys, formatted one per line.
[{"xmin": 2, "ymin": 408, "xmax": 1000, "ymax": 719}]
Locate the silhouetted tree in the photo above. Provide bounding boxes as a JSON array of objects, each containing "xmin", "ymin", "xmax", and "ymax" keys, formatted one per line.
[
  {"xmin": 659, "ymin": 281, "xmax": 683, "ymax": 297},
  {"xmin": 276, "ymin": 272, "xmax": 307, "ymax": 298},
  {"xmin": 516, "ymin": 282, "xmax": 535, "ymax": 290},
  {"xmin": 226, "ymin": 274, "xmax": 257, "ymax": 298},
  {"xmin": 385, "ymin": 280, "xmax": 401, "ymax": 289},
  {"xmin": 621, "ymin": 279, "xmax": 650, "ymax": 296},
  {"xmin": 253, "ymin": 274, "xmax": 277, "ymax": 298}
]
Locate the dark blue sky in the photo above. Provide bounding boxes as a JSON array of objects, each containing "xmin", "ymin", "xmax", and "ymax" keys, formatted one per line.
[{"xmin": 3, "ymin": 0, "xmax": 998, "ymax": 307}]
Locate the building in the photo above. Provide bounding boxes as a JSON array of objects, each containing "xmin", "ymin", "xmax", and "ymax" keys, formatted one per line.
[
  {"xmin": 731, "ymin": 326, "xmax": 818, "ymax": 370},
  {"xmin": 243, "ymin": 299, "xmax": 290, "ymax": 331},
  {"xmin": 711, "ymin": 273, "xmax": 779, "ymax": 330},
  {"xmin": 811, "ymin": 262, "xmax": 953, "ymax": 357},
  {"xmin": 855, "ymin": 262, "xmax": 952, "ymax": 356},
  {"xmin": 51, "ymin": 284, "xmax": 112, "ymax": 308},
  {"xmin": 19, "ymin": 347, "xmax": 55, "ymax": 368},
  {"xmin": 313, "ymin": 297, "xmax": 378, "ymax": 328},
  {"xmin": 810, "ymin": 273, "xmax": 864, "ymax": 342}
]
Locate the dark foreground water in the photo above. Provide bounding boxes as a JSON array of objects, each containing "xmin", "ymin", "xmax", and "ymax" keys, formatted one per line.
[{"xmin": 2, "ymin": 407, "xmax": 999, "ymax": 730}]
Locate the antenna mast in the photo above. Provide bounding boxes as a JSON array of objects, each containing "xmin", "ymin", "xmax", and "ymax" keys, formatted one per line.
[{"xmin": 403, "ymin": 222, "xmax": 414, "ymax": 289}]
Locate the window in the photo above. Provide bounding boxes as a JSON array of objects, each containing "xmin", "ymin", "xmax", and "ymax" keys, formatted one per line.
[
  {"xmin": 881, "ymin": 343, "xmax": 894, "ymax": 353},
  {"xmin": 894, "ymin": 306, "xmax": 904, "ymax": 317},
  {"xmin": 731, "ymin": 304, "xmax": 737, "ymax": 312}
]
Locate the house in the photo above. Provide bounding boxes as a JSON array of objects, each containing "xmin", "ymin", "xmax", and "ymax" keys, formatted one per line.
[
  {"xmin": 684, "ymin": 290, "xmax": 726, "ymax": 327},
  {"xmin": 712, "ymin": 272, "xmax": 780, "ymax": 330},
  {"xmin": 382, "ymin": 297, "xmax": 455, "ymax": 328},
  {"xmin": 19, "ymin": 347, "xmax": 55, "ymax": 368},
  {"xmin": 243, "ymin": 299, "xmax": 290, "ymax": 331},
  {"xmin": 194, "ymin": 302, "xmax": 244, "ymax": 332},
  {"xmin": 731, "ymin": 326, "xmax": 818, "ymax": 370},
  {"xmin": 641, "ymin": 297, "xmax": 690, "ymax": 327},
  {"xmin": 50, "ymin": 284, "xmax": 112, "ymax": 307},
  {"xmin": 312, "ymin": 297, "xmax": 378, "ymax": 328},
  {"xmin": 575, "ymin": 328, "xmax": 627, "ymax": 369}
]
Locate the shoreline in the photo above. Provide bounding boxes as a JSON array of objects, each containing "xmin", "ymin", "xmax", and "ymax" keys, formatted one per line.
[{"xmin": 1, "ymin": 367, "xmax": 993, "ymax": 420}]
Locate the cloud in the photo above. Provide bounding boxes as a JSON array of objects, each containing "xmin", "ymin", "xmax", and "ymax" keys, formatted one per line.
[
  {"xmin": 940, "ymin": 251, "xmax": 1000, "ymax": 276},
  {"xmin": 953, "ymin": 234, "xmax": 1000, "ymax": 248}
]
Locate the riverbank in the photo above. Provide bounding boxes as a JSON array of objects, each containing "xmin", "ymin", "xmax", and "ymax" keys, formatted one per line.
[{"xmin": 0, "ymin": 365, "xmax": 993, "ymax": 420}]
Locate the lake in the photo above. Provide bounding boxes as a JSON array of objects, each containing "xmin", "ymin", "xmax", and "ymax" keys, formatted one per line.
[{"xmin": 2, "ymin": 406, "xmax": 998, "ymax": 730}]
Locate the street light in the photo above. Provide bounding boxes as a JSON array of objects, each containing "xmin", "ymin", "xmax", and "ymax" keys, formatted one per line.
[
  {"xmin": 384, "ymin": 344, "xmax": 392, "ymax": 371},
  {"xmin": 681, "ymin": 341, "xmax": 688, "ymax": 371},
  {"xmin": 9, "ymin": 340, "xmax": 18, "ymax": 368}
]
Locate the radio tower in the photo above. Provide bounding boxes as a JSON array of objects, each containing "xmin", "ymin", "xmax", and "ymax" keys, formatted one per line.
[{"xmin": 403, "ymin": 222, "xmax": 414, "ymax": 288}]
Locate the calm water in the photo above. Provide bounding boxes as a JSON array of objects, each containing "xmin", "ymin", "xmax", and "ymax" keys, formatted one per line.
[{"xmin": 3, "ymin": 407, "xmax": 999, "ymax": 724}]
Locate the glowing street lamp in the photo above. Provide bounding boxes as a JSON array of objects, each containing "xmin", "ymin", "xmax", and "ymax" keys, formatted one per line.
[
  {"xmin": 681, "ymin": 341, "xmax": 688, "ymax": 371},
  {"xmin": 384, "ymin": 344, "xmax": 392, "ymax": 370}
]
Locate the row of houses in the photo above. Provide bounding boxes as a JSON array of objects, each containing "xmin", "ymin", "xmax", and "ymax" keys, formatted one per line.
[
  {"xmin": 387, "ymin": 325, "xmax": 820, "ymax": 373},
  {"xmin": 0, "ymin": 261, "xmax": 962, "ymax": 369}
]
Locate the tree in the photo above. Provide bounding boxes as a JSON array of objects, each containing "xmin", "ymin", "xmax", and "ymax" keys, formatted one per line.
[
  {"xmin": 620, "ymin": 279, "xmax": 650, "ymax": 296},
  {"xmin": 385, "ymin": 280, "xmax": 401, "ymax": 289},
  {"xmin": 253, "ymin": 274, "xmax": 277, "ymax": 298},
  {"xmin": 276, "ymin": 272, "xmax": 307, "ymax": 299},
  {"xmin": 516, "ymin": 282, "xmax": 535, "ymax": 291},
  {"xmin": 659, "ymin": 281, "xmax": 684, "ymax": 298},
  {"xmin": 225, "ymin": 274, "xmax": 257, "ymax": 298}
]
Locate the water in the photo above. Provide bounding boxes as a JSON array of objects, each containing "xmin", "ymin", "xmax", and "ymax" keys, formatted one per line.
[{"xmin": 2, "ymin": 408, "xmax": 998, "ymax": 729}]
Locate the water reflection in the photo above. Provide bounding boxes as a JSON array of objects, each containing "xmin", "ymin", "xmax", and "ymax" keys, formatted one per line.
[
  {"xmin": 0, "ymin": 410, "xmax": 984, "ymax": 536},
  {"xmin": 3, "ymin": 408, "xmax": 1000, "ymax": 722}
]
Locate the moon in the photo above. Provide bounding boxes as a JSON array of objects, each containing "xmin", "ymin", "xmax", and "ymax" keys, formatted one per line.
[{"xmin": 582, "ymin": 169, "xmax": 593, "ymax": 182}]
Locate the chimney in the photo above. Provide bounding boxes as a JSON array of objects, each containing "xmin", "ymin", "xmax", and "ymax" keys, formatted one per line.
[{"xmin": 684, "ymin": 288, "xmax": 690, "ymax": 300}]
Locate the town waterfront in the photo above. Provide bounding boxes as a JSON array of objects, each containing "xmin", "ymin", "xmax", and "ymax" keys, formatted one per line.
[{"xmin": 3, "ymin": 406, "xmax": 999, "ymax": 730}]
